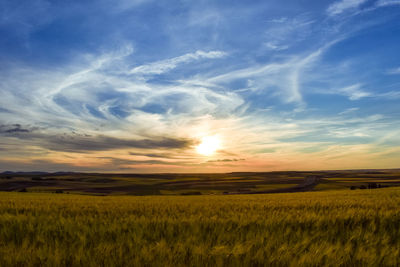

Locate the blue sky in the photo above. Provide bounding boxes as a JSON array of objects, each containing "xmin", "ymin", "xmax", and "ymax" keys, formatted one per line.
[{"xmin": 0, "ymin": 0, "xmax": 400, "ymax": 172}]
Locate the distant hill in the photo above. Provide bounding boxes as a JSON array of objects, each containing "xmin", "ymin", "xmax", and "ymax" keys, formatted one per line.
[{"xmin": 1, "ymin": 171, "xmax": 50, "ymax": 175}]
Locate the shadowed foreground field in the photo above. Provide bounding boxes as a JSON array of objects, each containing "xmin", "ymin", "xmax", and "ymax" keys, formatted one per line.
[{"xmin": 0, "ymin": 188, "xmax": 399, "ymax": 266}]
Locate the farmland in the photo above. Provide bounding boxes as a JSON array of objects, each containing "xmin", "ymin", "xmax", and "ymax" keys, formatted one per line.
[
  {"xmin": 1, "ymin": 169, "xmax": 400, "ymax": 195},
  {"xmin": 1, "ymin": 188, "xmax": 400, "ymax": 266}
]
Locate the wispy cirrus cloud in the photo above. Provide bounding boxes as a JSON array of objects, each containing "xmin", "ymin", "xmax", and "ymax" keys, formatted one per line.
[
  {"xmin": 109, "ymin": 0, "xmax": 154, "ymax": 12},
  {"xmin": 339, "ymin": 107, "xmax": 359, "ymax": 115},
  {"xmin": 386, "ymin": 67, "xmax": 400, "ymax": 75},
  {"xmin": 263, "ymin": 15, "xmax": 315, "ymax": 52},
  {"xmin": 0, "ymin": 46, "xmax": 243, "ymax": 164},
  {"xmin": 0, "ymin": 46, "xmax": 235, "ymax": 127},
  {"xmin": 1, "ymin": 0, "xmax": 400, "ymax": 172},
  {"xmin": 207, "ymin": 39, "xmax": 339, "ymax": 105},
  {"xmin": 327, "ymin": 0, "xmax": 368, "ymax": 16},
  {"xmin": 376, "ymin": 0, "xmax": 400, "ymax": 7},
  {"xmin": 338, "ymin": 83, "xmax": 371, "ymax": 100},
  {"xmin": 263, "ymin": 42, "xmax": 289, "ymax": 51},
  {"xmin": 326, "ymin": 0, "xmax": 400, "ymax": 18},
  {"xmin": 130, "ymin": 50, "xmax": 227, "ymax": 76}
]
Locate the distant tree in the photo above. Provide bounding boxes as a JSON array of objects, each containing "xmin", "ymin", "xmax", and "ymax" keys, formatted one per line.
[
  {"xmin": 18, "ymin": 188, "xmax": 27, "ymax": 192},
  {"xmin": 55, "ymin": 189, "xmax": 64, "ymax": 194},
  {"xmin": 359, "ymin": 185, "xmax": 367, "ymax": 189},
  {"xmin": 31, "ymin": 177, "xmax": 43, "ymax": 181},
  {"xmin": 368, "ymin": 183, "xmax": 378, "ymax": 189},
  {"xmin": 350, "ymin": 186, "xmax": 356, "ymax": 190}
]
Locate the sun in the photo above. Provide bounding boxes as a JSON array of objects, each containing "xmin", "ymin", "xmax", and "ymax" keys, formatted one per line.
[{"xmin": 196, "ymin": 136, "xmax": 221, "ymax": 156}]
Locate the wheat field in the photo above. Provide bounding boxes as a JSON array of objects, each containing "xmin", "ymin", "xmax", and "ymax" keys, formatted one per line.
[{"xmin": 0, "ymin": 188, "xmax": 399, "ymax": 266}]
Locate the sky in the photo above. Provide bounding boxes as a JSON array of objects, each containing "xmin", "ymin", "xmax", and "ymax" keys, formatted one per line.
[{"xmin": 0, "ymin": 0, "xmax": 400, "ymax": 173}]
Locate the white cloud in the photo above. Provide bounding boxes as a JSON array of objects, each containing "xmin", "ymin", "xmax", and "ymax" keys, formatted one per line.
[
  {"xmin": 386, "ymin": 67, "xmax": 400, "ymax": 75},
  {"xmin": 263, "ymin": 15, "xmax": 314, "ymax": 51},
  {"xmin": 130, "ymin": 50, "xmax": 227, "ymax": 75},
  {"xmin": 338, "ymin": 84, "xmax": 371, "ymax": 100},
  {"xmin": 0, "ymin": 47, "xmax": 239, "ymax": 142},
  {"xmin": 209, "ymin": 60, "xmax": 307, "ymax": 103},
  {"xmin": 327, "ymin": 0, "xmax": 368, "ymax": 16},
  {"xmin": 378, "ymin": 91, "xmax": 400, "ymax": 99},
  {"xmin": 376, "ymin": 0, "xmax": 400, "ymax": 6},
  {"xmin": 188, "ymin": 8, "xmax": 223, "ymax": 27},
  {"xmin": 108, "ymin": 0, "xmax": 153, "ymax": 13},
  {"xmin": 339, "ymin": 107, "xmax": 359, "ymax": 115},
  {"xmin": 2, "ymin": 2, "xmax": 400, "ymax": 171},
  {"xmin": 263, "ymin": 42, "xmax": 289, "ymax": 51},
  {"xmin": 208, "ymin": 40, "xmax": 338, "ymax": 105}
]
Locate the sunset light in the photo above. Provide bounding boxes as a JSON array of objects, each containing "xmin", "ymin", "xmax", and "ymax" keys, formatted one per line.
[
  {"xmin": 196, "ymin": 136, "xmax": 221, "ymax": 156},
  {"xmin": 1, "ymin": 1, "xmax": 400, "ymax": 266}
]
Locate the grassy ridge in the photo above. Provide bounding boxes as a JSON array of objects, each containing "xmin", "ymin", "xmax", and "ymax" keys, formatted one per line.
[{"xmin": 0, "ymin": 189, "xmax": 400, "ymax": 266}]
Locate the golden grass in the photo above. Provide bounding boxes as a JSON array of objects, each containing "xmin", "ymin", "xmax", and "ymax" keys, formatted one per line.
[{"xmin": 0, "ymin": 188, "xmax": 399, "ymax": 266}]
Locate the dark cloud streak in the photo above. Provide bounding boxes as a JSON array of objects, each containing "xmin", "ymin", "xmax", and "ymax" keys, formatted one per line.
[
  {"xmin": 40, "ymin": 135, "xmax": 193, "ymax": 152},
  {"xmin": 207, "ymin": 158, "xmax": 245, "ymax": 162},
  {"xmin": 98, "ymin": 157, "xmax": 183, "ymax": 166},
  {"xmin": 128, "ymin": 151, "xmax": 195, "ymax": 159},
  {"xmin": 0, "ymin": 108, "xmax": 12, "ymax": 113},
  {"xmin": 0, "ymin": 124, "xmax": 193, "ymax": 152},
  {"xmin": 0, "ymin": 124, "xmax": 31, "ymax": 134}
]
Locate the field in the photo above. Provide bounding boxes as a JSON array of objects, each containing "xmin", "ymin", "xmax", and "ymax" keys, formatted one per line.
[
  {"xmin": 1, "ymin": 188, "xmax": 400, "ymax": 266},
  {"xmin": 1, "ymin": 169, "xmax": 400, "ymax": 195}
]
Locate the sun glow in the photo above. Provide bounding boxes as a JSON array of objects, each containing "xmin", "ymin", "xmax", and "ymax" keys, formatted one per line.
[{"xmin": 196, "ymin": 136, "xmax": 221, "ymax": 156}]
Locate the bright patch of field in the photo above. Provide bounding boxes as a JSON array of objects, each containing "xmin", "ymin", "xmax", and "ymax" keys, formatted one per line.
[{"xmin": 0, "ymin": 188, "xmax": 400, "ymax": 266}]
